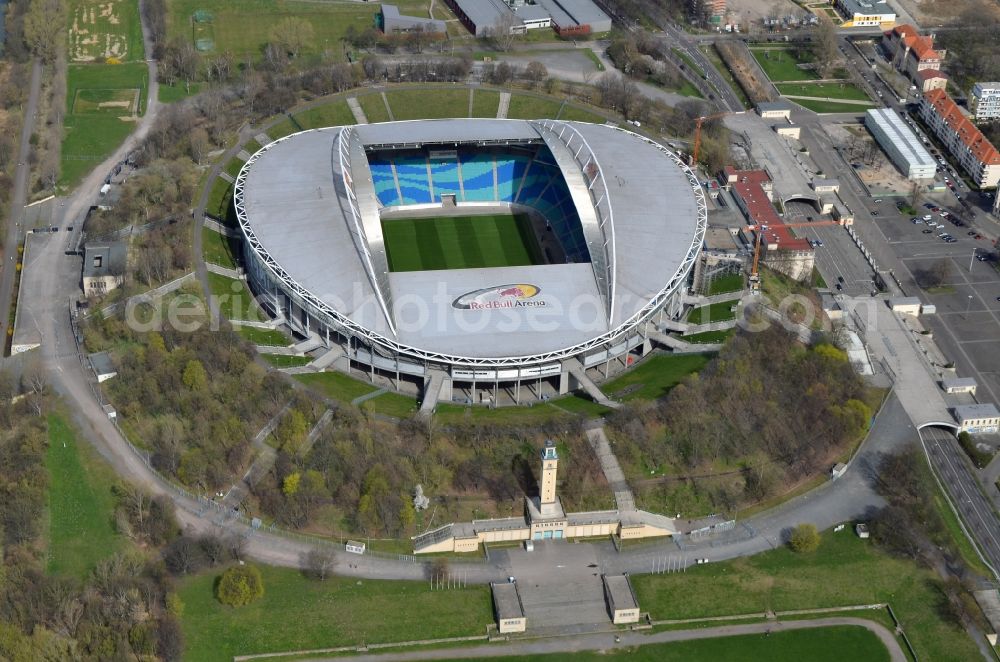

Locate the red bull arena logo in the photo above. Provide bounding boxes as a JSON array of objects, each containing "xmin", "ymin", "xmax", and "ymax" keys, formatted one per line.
[{"xmin": 452, "ymin": 284, "xmax": 545, "ymax": 310}]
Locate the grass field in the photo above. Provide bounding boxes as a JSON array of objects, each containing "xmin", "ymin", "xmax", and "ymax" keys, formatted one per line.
[
  {"xmin": 601, "ymin": 353, "xmax": 710, "ymax": 401},
  {"xmin": 237, "ymin": 325, "xmax": 291, "ymax": 347},
  {"xmin": 487, "ymin": 625, "xmax": 888, "ymax": 661},
  {"xmin": 261, "ymin": 354, "xmax": 311, "ymax": 368},
  {"xmin": 358, "ymin": 92, "xmax": 392, "ymax": 123},
  {"xmin": 293, "ymin": 101, "xmax": 356, "ymax": 129},
  {"xmin": 223, "ymin": 157, "xmax": 245, "ymax": 179},
  {"xmin": 632, "ymin": 532, "xmax": 977, "ymax": 661},
  {"xmin": 776, "ymin": 82, "xmax": 871, "ymax": 101},
  {"xmin": 69, "ymin": 0, "xmax": 144, "ymax": 62},
  {"xmin": 61, "ymin": 62, "xmax": 148, "ymax": 187},
  {"xmin": 382, "ymin": 214, "xmax": 543, "ymax": 272},
  {"xmin": 788, "ymin": 98, "xmax": 875, "ymax": 113},
  {"xmin": 684, "ymin": 328, "xmax": 736, "ymax": 344},
  {"xmin": 750, "ymin": 47, "xmax": 817, "ymax": 83},
  {"xmin": 157, "ymin": 80, "xmax": 203, "ymax": 103},
  {"xmin": 386, "ymin": 89, "xmax": 470, "ymax": 120},
  {"xmin": 206, "ymin": 177, "xmax": 235, "ymax": 223},
  {"xmin": 507, "ymin": 95, "xmax": 565, "ymax": 120},
  {"xmin": 267, "ymin": 117, "xmax": 299, "ymax": 141},
  {"xmin": 295, "ymin": 371, "xmax": 379, "ymax": 403},
  {"xmin": 471, "ymin": 89, "xmax": 501, "ymax": 117},
  {"xmin": 45, "ymin": 413, "xmax": 124, "ymax": 577},
  {"xmin": 201, "ymin": 227, "xmax": 239, "ymax": 269},
  {"xmin": 707, "ymin": 272, "xmax": 745, "ymax": 295},
  {"xmin": 686, "ymin": 301, "xmax": 737, "ymax": 325},
  {"xmin": 207, "ymin": 272, "xmax": 265, "ymax": 321},
  {"xmin": 167, "ymin": 0, "xmax": 390, "ymax": 61},
  {"xmin": 178, "ymin": 564, "xmax": 493, "ymax": 662}
]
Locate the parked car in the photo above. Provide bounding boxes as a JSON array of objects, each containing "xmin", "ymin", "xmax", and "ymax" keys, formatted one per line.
[{"xmin": 922, "ymin": 229, "xmax": 933, "ymax": 234}]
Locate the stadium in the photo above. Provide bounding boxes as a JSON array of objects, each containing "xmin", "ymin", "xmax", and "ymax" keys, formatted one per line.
[{"xmin": 235, "ymin": 118, "xmax": 707, "ymax": 407}]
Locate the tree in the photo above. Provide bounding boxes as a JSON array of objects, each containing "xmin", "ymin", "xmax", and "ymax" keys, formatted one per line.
[
  {"xmin": 919, "ymin": 258, "xmax": 952, "ymax": 289},
  {"xmin": 182, "ymin": 359, "xmax": 208, "ymax": 391},
  {"xmin": 812, "ymin": 17, "xmax": 840, "ymax": 79},
  {"xmin": 788, "ymin": 523, "xmax": 820, "ymax": 553},
  {"xmin": 270, "ymin": 17, "xmax": 315, "ymax": 59},
  {"xmin": 304, "ymin": 547, "xmax": 337, "ymax": 581},
  {"xmin": 23, "ymin": 0, "xmax": 66, "ymax": 62},
  {"xmin": 216, "ymin": 565, "xmax": 264, "ymax": 606},
  {"xmin": 484, "ymin": 12, "xmax": 520, "ymax": 52},
  {"xmin": 524, "ymin": 61, "xmax": 548, "ymax": 87}
]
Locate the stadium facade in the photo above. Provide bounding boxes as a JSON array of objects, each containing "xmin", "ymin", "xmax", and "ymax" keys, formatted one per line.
[{"xmin": 235, "ymin": 118, "xmax": 706, "ymax": 406}]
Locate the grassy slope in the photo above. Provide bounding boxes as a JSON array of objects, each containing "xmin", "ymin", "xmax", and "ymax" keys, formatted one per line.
[
  {"xmin": 238, "ymin": 325, "xmax": 291, "ymax": 347},
  {"xmin": 489, "ymin": 625, "xmax": 888, "ymax": 661},
  {"xmin": 686, "ymin": 301, "xmax": 737, "ymax": 325},
  {"xmin": 507, "ymin": 94, "xmax": 564, "ymax": 120},
  {"xmin": 631, "ymin": 532, "xmax": 978, "ymax": 662},
  {"xmin": 178, "ymin": 564, "xmax": 492, "ymax": 662},
  {"xmin": 45, "ymin": 413, "xmax": 124, "ymax": 577},
  {"xmin": 207, "ymin": 272, "xmax": 264, "ymax": 321},
  {"xmin": 776, "ymin": 81, "xmax": 871, "ymax": 101},
  {"xmin": 707, "ymin": 272, "xmax": 745, "ymax": 295},
  {"xmin": 470, "ymin": 89, "xmax": 500, "ymax": 117},
  {"xmin": 791, "ymin": 98, "xmax": 874, "ymax": 113},
  {"xmin": 201, "ymin": 227, "xmax": 239, "ymax": 269},
  {"xmin": 386, "ymin": 89, "xmax": 470, "ymax": 120},
  {"xmin": 295, "ymin": 371, "xmax": 378, "ymax": 403},
  {"xmin": 357, "ymin": 93, "xmax": 392, "ymax": 123},
  {"xmin": 293, "ymin": 100, "xmax": 356, "ymax": 129},
  {"xmin": 601, "ymin": 353, "xmax": 710, "ymax": 401},
  {"xmin": 382, "ymin": 214, "xmax": 541, "ymax": 272}
]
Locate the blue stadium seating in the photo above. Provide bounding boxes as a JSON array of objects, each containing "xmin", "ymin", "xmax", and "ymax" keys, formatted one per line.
[
  {"xmin": 394, "ymin": 156, "xmax": 433, "ymax": 204},
  {"xmin": 429, "ymin": 159, "xmax": 462, "ymax": 202},
  {"xmin": 368, "ymin": 158, "xmax": 399, "ymax": 206},
  {"xmin": 459, "ymin": 152, "xmax": 496, "ymax": 201}
]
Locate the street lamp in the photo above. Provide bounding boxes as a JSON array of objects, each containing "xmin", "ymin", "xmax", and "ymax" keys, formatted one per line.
[
  {"xmin": 969, "ymin": 247, "xmax": 978, "ymax": 273},
  {"xmin": 965, "ymin": 294, "xmax": 974, "ymax": 319}
]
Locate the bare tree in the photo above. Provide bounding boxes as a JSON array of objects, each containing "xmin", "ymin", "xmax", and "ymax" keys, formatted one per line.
[
  {"xmin": 813, "ymin": 17, "xmax": 841, "ymax": 79},
  {"xmin": 485, "ymin": 13, "xmax": 521, "ymax": 52},
  {"xmin": 304, "ymin": 547, "xmax": 338, "ymax": 580},
  {"xmin": 524, "ymin": 61, "xmax": 548, "ymax": 87}
]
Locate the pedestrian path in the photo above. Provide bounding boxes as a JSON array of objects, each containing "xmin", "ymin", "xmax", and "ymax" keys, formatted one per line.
[
  {"xmin": 586, "ymin": 427, "xmax": 635, "ymax": 512},
  {"xmin": 347, "ymin": 97, "xmax": 368, "ymax": 124},
  {"xmin": 497, "ymin": 92, "xmax": 511, "ymax": 119}
]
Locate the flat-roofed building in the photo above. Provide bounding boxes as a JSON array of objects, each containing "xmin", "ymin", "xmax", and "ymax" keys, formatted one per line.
[
  {"xmin": 491, "ymin": 582, "xmax": 527, "ymax": 633},
  {"xmin": 888, "ymin": 296, "xmax": 922, "ymax": 316},
  {"xmin": 535, "ymin": 0, "xmax": 612, "ymax": 35},
  {"xmin": 954, "ymin": 403, "xmax": 1000, "ymax": 434},
  {"xmin": 941, "ymin": 377, "xmax": 977, "ymax": 394},
  {"xmin": 971, "ymin": 82, "xmax": 1000, "ymax": 122},
  {"xmin": 919, "ymin": 90, "xmax": 1000, "ymax": 188},
  {"xmin": 444, "ymin": 0, "xmax": 525, "ymax": 36},
  {"xmin": 866, "ymin": 108, "xmax": 936, "ymax": 180},
  {"xmin": 603, "ymin": 574, "xmax": 641, "ymax": 624},
  {"xmin": 835, "ymin": 0, "xmax": 895, "ymax": 27},
  {"xmin": 380, "ymin": 5, "xmax": 447, "ymax": 34},
  {"xmin": 757, "ymin": 100, "xmax": 793, "ymax": 120}
]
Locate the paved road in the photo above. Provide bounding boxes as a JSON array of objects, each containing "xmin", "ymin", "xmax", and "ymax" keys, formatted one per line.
[
  {"xmin": 655, "ymin": 22, "xmax": 744, "ymax": 112},
  {"xmin": 921, "ymin": 426, "xmax": 1000, "ymax": 577},
  {"xmin": 293, "ymin": 617, "xmax": 905, "ymax": 662},
  {"xmin": 0, "ymin": 58, "xmax": 43, "ymax": 344}
]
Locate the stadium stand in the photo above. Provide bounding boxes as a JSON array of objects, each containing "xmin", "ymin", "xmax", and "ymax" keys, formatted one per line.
[
  {"xmin": 429, "ymin": 157, "xmax": 462, "ymax": 202},
  {"xmin": 368, "ymin": 157, "xmax": 400, "ymax": 206},
  {"xmin": 394, "ymin": 155, "xmax": 434, "ymax": 204},
  {"xmin": 458, "ymin": 152, "xmax": 497, "ymax": 201}
]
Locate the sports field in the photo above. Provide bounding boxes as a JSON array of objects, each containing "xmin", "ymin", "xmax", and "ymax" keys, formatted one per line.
[{"xmin": 382, "ymin": 214, "xmax": 544, "ymax": 272}]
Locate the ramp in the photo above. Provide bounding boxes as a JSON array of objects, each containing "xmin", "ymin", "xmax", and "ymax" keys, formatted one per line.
[
  {"xmin": 419, "ymin": 368, "xmax": 448, "ymax": 414},
  {"xmin": 309, "ymin": 346, "xmax": 344, "ymax": 371},
  {"xmin": 567, "ymin": 361, "xmax": 619, "ymax": 409}
]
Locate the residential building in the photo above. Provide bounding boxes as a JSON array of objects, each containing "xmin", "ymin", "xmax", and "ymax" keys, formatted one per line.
[
  {"xmin": 883, "ymin": 25, "xmax": 946, "ymax": 81},
  {"xmin": 380, "ymin": 5, "xmax": 447, "ymax": 34},
  {"xmin": 919, "ymin": 89, "xmax": 1000, "ymax": 188},
  {"xmin": 954, "ymin": 403, "xmax": 1000, "ymax": 434},
  {"xmin": 834, "ymin": 0, "xmax": 895, "ymax": 27},
  {"xmin": 722, "ymin": 166, "xmax": 814, "ymax": 281},
  {"xmin": 916, "ymin": 69, "xmax": 949, "ymax": 93},
  {"xmin": 865, "ymin": 108, "xmax": 936, "ymax": 180},
  {"xmin": 971, "ymin": 82, "xmax": 1000, "ymax": 122},
  {"xmin": 81, "ymin": 241, "xmax": 126, "ymax": 297}
]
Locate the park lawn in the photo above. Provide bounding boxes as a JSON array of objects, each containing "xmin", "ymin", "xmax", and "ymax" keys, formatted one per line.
[
  {"xmin": 67, "ymin": 62, "xmax": 148, "ymax": 114},
  {"xmin": 557, "ymin": 104, "xmax": 607, "ymax": 123},
  {"xmin": 293, "ymin": 101, "xmax": 356, "ymax": 129},
  {"xmin": 507, "ymin": 94, "xmax": 564, "ymax": 120},
  {"xmin": 166, "ymin": 0, "xmax": 381, "ymax": 61},
  {"xmin": 295, "ymin": 371, "xmax": 379, "ymax": 403},
  {"xmin": 470, "ymin": 89, "xmax": 501, "ymax": 117},
  {"xmin": 358, "ymin": 92, "xmax": 392, "ymax": 123},
  {"xmin": 261, "ymin": 354, "xmax": 311, "ymax": 368},
  {"xmin": 750, "ymin": 47, "xmax": 816, "ymax": 82},
  {"xmin": 789, "ymin": 98, "xmax": 874, "ymax": 113},
  {"xmin": 177, "ymin": 564, "xmax": 492, "ymax": 662},
  {"xmin": 68, "ymin": 0, "xmax": 145, "ymax": 62},
  {"xmin": 486, "ymin": 625, "xmax": 888, "ymax": 661},
  {"xmin": 602, "ymin": 353, "xmax": 710, "ymax": 401},
  {"xmin": 382, "ymin": 214, "xmax": 542, "ymax": 272},
  {"xmin": 45, "ymin": 413, "xmax": 125, "ymax": 577},
  {"xmin": 684, "ymin": 328, "xmax": 736, "ymax": 344},
  {"xmin": 237, "ymin": 325, "xmax": 291, "ymax": 347},
  {"xmin": 707, "ymin": 272, "xmax": 745, "ymax": 295},
  {"xmin": 386, "ymin": 89, "xmax": 470, "ymax": 120},
  {"xmin": 201, "ymin": 227, "xmax": 239, "ymax": 269},
  {"xmin": 206, "ymin": 177, "xmax": 235, "ymax": 223},
  {"xmin": 686, "ymin": 301, "xmax": 737, "ymax": 325},
  {"xmin": 207, "ymin": 272, "xmax": 265, "ymax": 321},
  {"xmin": 631, "ymin": 532, "xmax": 978, "ymax": 662},
  {"xmin": 776, "ymin": 81, "xmax": 871, "ymax": 101},
  {"xmin": 157, "ymin": 81, "xmax": 203, "ymax": 103}
]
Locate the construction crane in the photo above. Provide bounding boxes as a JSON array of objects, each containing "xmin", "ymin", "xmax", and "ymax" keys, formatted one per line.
[
  {"xmin": 690, "ymin": 111, "xmax": 735, "ymax": 167},
  {"xmin": 745, "ymin": 219, "xmax": 846, "ymax": 292}
]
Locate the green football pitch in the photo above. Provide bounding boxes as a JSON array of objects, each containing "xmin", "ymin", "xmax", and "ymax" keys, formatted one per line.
[{"xmin": 382, "ymin": 214, "xmax": 545, "ymax": 272}]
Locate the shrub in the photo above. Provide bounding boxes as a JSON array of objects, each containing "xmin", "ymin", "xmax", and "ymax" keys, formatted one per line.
[
  {"xmin": 958, "ymin": 431, "xmax": 994, "ymax": 469},
  {"xmin": 216, "ymin": 564, "xmax": 264, "ymax": 606},
  {"xmin": 788, "ymin": 523, "xmax": 820, "ymax": 553}
]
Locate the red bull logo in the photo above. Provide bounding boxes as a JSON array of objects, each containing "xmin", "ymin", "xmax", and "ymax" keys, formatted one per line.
[{"xmin": 452, "ymin": 284, "xmax": 543, "ymax": 310}]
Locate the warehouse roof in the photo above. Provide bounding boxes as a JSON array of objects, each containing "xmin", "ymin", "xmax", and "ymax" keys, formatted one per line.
[{"xmin": 865, "ymin": 108, "xmax": 935, "ymax": 170}]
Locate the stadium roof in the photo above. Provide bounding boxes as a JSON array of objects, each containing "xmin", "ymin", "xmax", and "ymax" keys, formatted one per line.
[{"xmin": 238, "ymin": 120, "xmax": 704, "ymax": 365}]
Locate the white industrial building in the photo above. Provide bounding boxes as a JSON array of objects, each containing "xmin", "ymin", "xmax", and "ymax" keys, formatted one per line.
[
  {"xmin": 834, "ymin": 0, "xmax": 895, "ymax": 27},
  {"xmin": 865, "ymin": 108, "xmax": 936, "ymax": 180},
  {"xmin": 971, "ymin": 83, "xmax": 1000, "ymax": 122}
]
